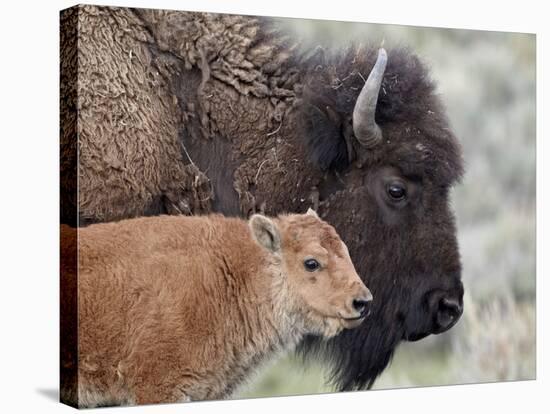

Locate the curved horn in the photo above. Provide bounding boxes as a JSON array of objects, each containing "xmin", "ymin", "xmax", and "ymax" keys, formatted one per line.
[{"xmin": 352, "ymin": 48, "xmax": 387, "ymax": 148}]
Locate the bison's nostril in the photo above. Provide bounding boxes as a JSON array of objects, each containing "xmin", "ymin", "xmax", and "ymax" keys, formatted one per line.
[
  {"xmin": 436, "ymin": 296, "xmax": 463, "ymax": 331},
  {"xmin": 352, "ymin": 298, "xmax": 371, "ymax": 316}
]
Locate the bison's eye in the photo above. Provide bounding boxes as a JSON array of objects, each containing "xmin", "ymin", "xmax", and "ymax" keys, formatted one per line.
[
  {"xmin": 387, "ymin": 183, "xmax": 407, "ymax": 201},
  {"xmin": 304, "ymin": 259, "xmax": 321, "ymax": 272}
]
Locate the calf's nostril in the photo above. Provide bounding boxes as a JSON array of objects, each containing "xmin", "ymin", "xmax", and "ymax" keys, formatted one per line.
[{"xmin": 352, "ymin": 298, "xmax": 371, "ymax": 316}]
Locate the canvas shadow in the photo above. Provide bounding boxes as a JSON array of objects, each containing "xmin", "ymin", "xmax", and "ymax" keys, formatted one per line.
[{"xmin": 36, "ymin": 388, "xmax": 58, "ymax": 402}]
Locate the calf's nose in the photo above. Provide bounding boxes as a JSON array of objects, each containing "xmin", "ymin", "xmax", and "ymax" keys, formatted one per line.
[{"xmin": 352, "ymin": 289, "xmax": 373, "ymax": 317}]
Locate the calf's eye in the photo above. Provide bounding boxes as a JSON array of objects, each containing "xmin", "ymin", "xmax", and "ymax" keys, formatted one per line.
[
  {"xmin": 387, "ymin": 183, "xmax": 407, "ymax": 201},
  {"xmin": 304, "ymin": 259, "xmax": 321, "ymax": 272}
]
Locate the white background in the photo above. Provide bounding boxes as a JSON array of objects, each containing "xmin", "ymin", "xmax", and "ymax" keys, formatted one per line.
[{"xmin": 0, "ymin": 0, "xmax": 546, "ymax": 412}]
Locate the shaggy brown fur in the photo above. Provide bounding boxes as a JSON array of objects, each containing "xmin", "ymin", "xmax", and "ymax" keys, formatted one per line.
[
  {"xmin": 60, "ymin": 6, "xmax": 212, "ymax": 225},
  {"xmin": 60, "ymin": 5, "xmax": 464, "ymax": 391},
  {"xmin": 60, "ymin": 6, "xmax": 308, "ymax": 223},
  {"xmin": 60, "ymin": 211, "xmax": 370, "ymax": 407}
]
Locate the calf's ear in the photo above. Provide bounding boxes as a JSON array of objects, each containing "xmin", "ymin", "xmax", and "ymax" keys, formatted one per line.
[
  {"xmin": 306, "ymin": 208, "xmax": 319, "ymax": 219},
  {"xmin": 249, "ymin": 214, "xmax": 281, "ymax": 253}
]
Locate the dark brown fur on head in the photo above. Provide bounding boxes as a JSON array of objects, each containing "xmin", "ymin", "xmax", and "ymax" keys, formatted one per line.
[{"xmin": 300, "ymin": 46, "xmax": 464, "ymax": 186}]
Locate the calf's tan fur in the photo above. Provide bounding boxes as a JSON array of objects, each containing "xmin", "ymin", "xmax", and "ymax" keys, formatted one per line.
[{"xmin": 61, "ymin": 210, "xmax": 371, "ymax": 407}]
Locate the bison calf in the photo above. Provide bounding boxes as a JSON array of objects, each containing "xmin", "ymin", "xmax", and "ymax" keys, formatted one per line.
[{"xmin": 61, "ymin": 209, "xmax": 371, "ymax": 407}]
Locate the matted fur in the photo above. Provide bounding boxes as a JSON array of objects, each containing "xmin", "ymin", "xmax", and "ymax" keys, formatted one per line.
[
  {"xmin": 60, "ymin": 213, "xmax": 369, "ymax": 407},
  {"xmin": 60, "ymin": 6, "xmax": 212, "ymax": 225}
]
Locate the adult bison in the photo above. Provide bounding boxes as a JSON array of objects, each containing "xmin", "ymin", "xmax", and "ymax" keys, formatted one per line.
[{"xmin": 60, "ymin": 6, "xmax": 465, "ymax": 390}]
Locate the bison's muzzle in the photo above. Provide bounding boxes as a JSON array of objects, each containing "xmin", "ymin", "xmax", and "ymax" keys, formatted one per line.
[
  {"xmin": 406, "ymin": 280, "xmax": 464, "ymax": 342},
  {"xmin": 431, "ymin": 291, "xmax": 464, "ymax": 334}
]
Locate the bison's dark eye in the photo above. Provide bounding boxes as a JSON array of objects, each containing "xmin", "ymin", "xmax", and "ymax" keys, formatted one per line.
[
  {"xmin": 304, "ymin": 259, "xmax": 321, "ymax": 272},
  {"xmin": 387, "ymin": 183, "xmax": 407, "ymax": 201}
]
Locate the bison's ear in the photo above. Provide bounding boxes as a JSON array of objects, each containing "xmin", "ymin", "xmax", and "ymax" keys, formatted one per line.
[
  {"xmin": 302, "ymin": 103, "xmax": 350, "ymax": 172},
  {"xmin": 249, "ymin": 214, "xmax": 281, "ymax": 253}
]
